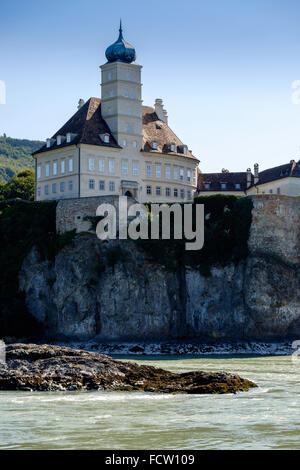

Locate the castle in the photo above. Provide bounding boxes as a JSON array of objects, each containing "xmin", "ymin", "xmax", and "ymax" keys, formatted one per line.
[{"xmin": 33, "ymin": 22, "xmax": 199, "ymax": 203}]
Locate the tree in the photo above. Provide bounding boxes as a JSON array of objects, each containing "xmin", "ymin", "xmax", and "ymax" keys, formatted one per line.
[{"xmin": 0, "ymin": 169, "xmax": 35, "ymax": 201}]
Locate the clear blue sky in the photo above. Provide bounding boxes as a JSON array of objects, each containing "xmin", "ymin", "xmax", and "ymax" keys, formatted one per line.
[{"xmin": 1, "ymin": 0, "xmax": 300, "ymax": 172}]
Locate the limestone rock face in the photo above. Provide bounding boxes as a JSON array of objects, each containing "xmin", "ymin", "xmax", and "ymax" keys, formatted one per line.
[
  {"xmin": 18, "ymin": 233, "xmax": 300, "ymax": 341},
  {"xmin": 0, "ymin": 343, "xmax": 257, "ymax": 393}
]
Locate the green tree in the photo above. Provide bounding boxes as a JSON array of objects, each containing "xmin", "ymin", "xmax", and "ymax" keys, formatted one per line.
[{"xmin": 0, "ymin": 169, "xmax": 35, "ymax": 201}]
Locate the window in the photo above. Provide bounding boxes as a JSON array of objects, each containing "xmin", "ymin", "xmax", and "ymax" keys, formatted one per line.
[
  {"xmin": 45, "ymin": 185, "xmax": 49, "ymax": 195},
  {"xmin": 146, "ymin": 185, "xmax": 152, "ymax": 195},
  {"xmin": 205, "ymin": 183, "xmax": 210, "ymax": 190},
  {"xmin": 187, "ymin": 170, "xmax": 191, "ymax": 183},
  {"xmin": 146, "ymin": 164, "xmax": 151, "ymax": 177},
  {"xmin": 66, "ymin": 133, "xmax": 71, "ymax": 143},
  {"xmin": 156, "ymin": 186, "xmax": 161, "ymax": 196},
  {"xmin": 57, "ymin": 136, "xmax": 61, "ymax": 145},
  {"xmin": 99, "ymin": 159, "xmax": 105, "ymax": 172},
  {"xmin": 133, "ymin": 162, "xmax": 138, "ymax": 176},
  {"xmin": 60, "ymin": 182, "xmax": 65, "ymax": 192},
  {"xmin": 37, "ymin": 187, "xmax": 41, "ymax": 197},
  {"xmin": 180, "ymin": 189, "xmax": 185, "ymax": 199},
  {"xmin": 170, "ymin": 143, "xmax": 176, "ymax": 152},
  {"xmin": 89, "ymin": 179, "xmax": 95, "ymax": 190},
  {"xmin": 155, "ymin": 165, "xmax": 161, "ymax": 178},
  {"xmin": 109, "ymin": 181, "xmax": 115, "ymax": 191},
  {"xmin": 127, "ymin": 72, "xmax": 131, "ymax": 80},
  {"xmin": 53, "ymin": 162, "xmax": 57, "ymax": 175},
  {"xmin": 166, "ymin": 187, "xmax": 170, "ymax": 197},
  {"xmin": 45, "ymin": 164, "xmax": 50, "ymax": 177},
  {"xmin": 269, "ymin": 189, "xmax": 273, "ymax": 194},
  {"xmin": 99, "ymin": 180, "xmax": 105, "ymax": 190},
  {"xmin": 122, "ymin": 161, "xmax": 128, "ymax": 175},
  {"xmin": 183, "ymin": 146, "xmax": 187, "ymax": 155},
  {"xmin": 174, "ymin": 188, "xmax": 178, "ymax": 197},
  {"xmin": 165, "ymin": 167, "xmax": 170, "ymax": 179},
  {"xmin": 122, "ymin": 140, "xmax": 127, "ymax": 147},
  {"xmin": 109, "ymin": 160, "xmax": 115, "ymax": 173},
  {"xmin": 174, "ymin": 168, "xmax": 178, "ymax": 180},
  {"xmin": 46, "ymin": 139, "xmax": 51, "ymax": 148},
  {"xmin": 152, "ymin": 141, "xmax": 158, "ymax": 150},
  {"xmin": 37, "ymin": 166, "xmax": 41, "ymax": 179},
  {"xmin": 187, "ymin": 190, "xmax": 192, "ymax": 200},
  {"xmin": 61, "ymin": 161, "xmax": 65, "ymax": 174},
  {"xmin": 277, "ymin": 187, "xmax": 281, "ymax": 194},
  {"xmin": 193, "ymin": 171, "xmax": 196, "ymax": 185},
  {"xmin": 108, "ymin": 72, "xmax": 112, "ymax": 80},
  {"xmin": 133, "ymin": 141, "xmax": 137, "ymax": 148},
  {"xmin": 180, "ymin": 169, "xmax": 184, "ymax": 181},
  {"xmin": 68, "ymin": 180, "xmax": 73, "ymax": 191},
  {"xmin": 69, "ymin": 158, "xmax": 73, "ymax": 172},
  {"xmin": 89, "ymin": 158, "xmax": 95, "ymax": 171},
  {"xmin": 104, "ymin": 134, "xmax": 110, "ymax": 143},
  {"xmin": 235, "ymin": 183, "xmax": 241, "ymax": 190},
  {"xmin": 52, "ymin": 183, "xmax": 57, "ymax": 193},
  {"xmin": 221, "ymin": 183, "xmax": 227, "ymax": 189}
]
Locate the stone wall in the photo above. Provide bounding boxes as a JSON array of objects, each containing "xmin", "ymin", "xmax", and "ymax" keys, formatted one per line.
[
  {"xmin": 56, "ymin": 195, "xmax": 136, "ymax": 234},
  {"xmin": 248, "ymin": 195, "xmax": 300, "ymax": 265}
]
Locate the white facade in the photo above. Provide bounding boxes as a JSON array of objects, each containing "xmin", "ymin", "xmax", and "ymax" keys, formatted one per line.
[{"xmin": 246, "ymin": 177, "xmax": 300, "ymax": 196}]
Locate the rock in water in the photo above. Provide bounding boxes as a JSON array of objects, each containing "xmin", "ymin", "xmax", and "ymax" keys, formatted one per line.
[{"xmin": 0, "ymin": 344, "xmax": 257, "ymax": 393}]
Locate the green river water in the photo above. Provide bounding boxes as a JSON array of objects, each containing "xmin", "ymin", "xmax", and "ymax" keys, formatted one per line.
[{"xmin": 0, "ymin": 355, "xmax": 299, "ymax": 450}]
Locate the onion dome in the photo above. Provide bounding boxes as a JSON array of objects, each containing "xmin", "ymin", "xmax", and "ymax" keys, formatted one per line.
[{"xmin": 105, "ymin": 21, "xmax": 136, "ymax": 64}]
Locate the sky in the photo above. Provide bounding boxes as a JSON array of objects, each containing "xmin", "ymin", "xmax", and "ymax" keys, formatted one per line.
[{"xmin": 1, "ymin": 0, "xmax": 300, "ymax": 172}]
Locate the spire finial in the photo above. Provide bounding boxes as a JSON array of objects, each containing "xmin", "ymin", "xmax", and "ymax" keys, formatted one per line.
[{"xmin": 118, "ymin": 19, "xmax": 123, "ymax": 39}]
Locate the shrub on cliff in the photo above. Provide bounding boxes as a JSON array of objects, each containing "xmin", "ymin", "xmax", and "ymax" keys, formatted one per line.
[
  {"xmin": 0, "ymin": 200, "xmax": 75, "ymax": 338},
  {"xmin": 138, "ymin": 195, "xmax": 253, "ymax": 275}
]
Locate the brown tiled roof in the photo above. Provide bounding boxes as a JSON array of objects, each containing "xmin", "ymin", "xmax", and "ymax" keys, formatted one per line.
[
  {"xmin": 32, "ymin": 98, "xmax": 120, "ymax": 155},
  {"xmin": 255, "ymin": 160, "xmax": 300, "ymax": 185},
  {"xmin": 32, "ymin": 98, "xmax": 198, "ymax": 160},
  {"xmin": 141, "ymin": 106, "xmax": 197, "ymax": 160},
  {"xmin": 198, "ymin": 171, "xmax": 253, "ymax": 192}
]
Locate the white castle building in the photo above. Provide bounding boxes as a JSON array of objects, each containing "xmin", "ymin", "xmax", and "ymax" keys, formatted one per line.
[{"xmin": 33, "ymin": 23, "xmax": 199, "ymax": 203}]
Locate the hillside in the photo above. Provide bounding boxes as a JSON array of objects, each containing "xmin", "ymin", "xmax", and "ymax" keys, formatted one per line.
[{"xmin": 0, "ymin": 136, "xmax": 44, "ymax": 182}]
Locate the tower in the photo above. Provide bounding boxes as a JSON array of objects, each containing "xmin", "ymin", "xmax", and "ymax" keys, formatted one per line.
[{"xmin": 100, "ymin": 22, "xmax": 143, "ymax": 149}]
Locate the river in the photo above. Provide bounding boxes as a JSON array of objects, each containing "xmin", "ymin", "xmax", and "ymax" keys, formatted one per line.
[{"xmin": 0, "ymin": 355, "xmax": 299, "ymax": 450}]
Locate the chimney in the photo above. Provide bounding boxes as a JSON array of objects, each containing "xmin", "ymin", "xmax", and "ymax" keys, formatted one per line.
[
  {"xmin": 77, "ymin": 99, "xmax": 85, "ymax": 110},
  {"xmin": 247, "ymin": 168, "xmax": 252, "ymax": 188},
  {"xmin": 254, "ymin": 163, "xmax": 259, "ymax": 185},
  {"xmin": 155, "ymin": 98, "xmax": 168, "ymax": 123},
  {"xmin": 163, "ymin": 109, "xmax": 168, "ymax": 125}
]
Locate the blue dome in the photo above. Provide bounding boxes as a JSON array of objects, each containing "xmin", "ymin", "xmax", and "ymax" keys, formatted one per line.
[{"xmin": 105, "ymin": 22, "xmax": 136, "ymax": 64}]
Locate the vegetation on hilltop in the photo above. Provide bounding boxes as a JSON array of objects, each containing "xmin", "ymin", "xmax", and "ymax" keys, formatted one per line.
[{"xmin": 0, "ymin": 135, "xmax": 43, "ymax": 183}]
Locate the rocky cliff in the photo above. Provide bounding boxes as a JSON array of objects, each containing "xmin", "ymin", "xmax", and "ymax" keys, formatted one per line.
[{"xmin": 19, "ymin": 195, "xmax": 300, "ymax": 342}]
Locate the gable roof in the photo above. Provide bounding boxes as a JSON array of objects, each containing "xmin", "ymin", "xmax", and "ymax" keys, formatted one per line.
[
  {"xmin": 198, "ymin": 171, "xmax": 252, "ymax": 192},
  {"xmin": 256, "ymin": 160, "xmax": 300, "ymax": 185},
  {"xmin": 32, "ymin": 98, "xmax": 197, "ymax": 160}
]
